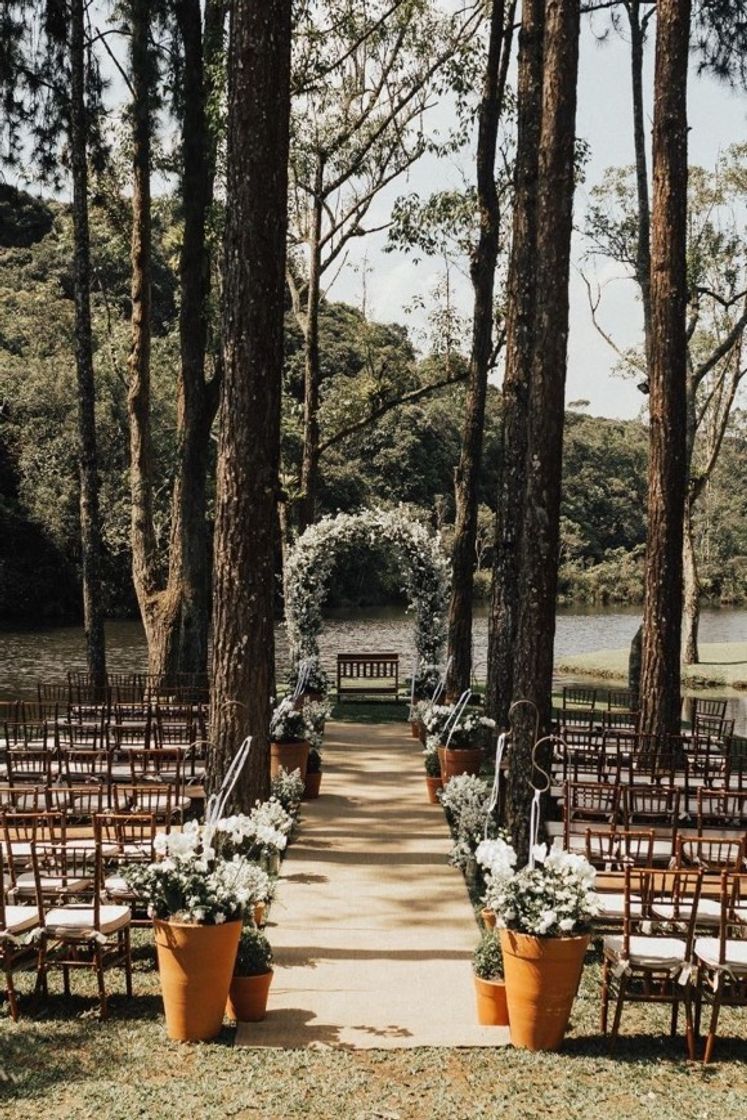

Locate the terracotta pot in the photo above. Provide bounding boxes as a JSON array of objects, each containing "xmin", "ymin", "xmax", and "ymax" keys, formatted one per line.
[
  {"xmin": 304, "ymin": 770, "xmax": 322, "ymax": 799},
  {"xmin": 425, "ymin": 775, "xmax": 443, "ymax": 804},
  {"xmin": 480, "ymin": 907, "xmax": 496, "ymax": 930},
  {"xmin": 154, "ymin": 918, "xmax": 242, "ymax": 1042},
  {"xmin": 499, "ymin": 930, "xmax": 589, "ymax": 1052},
  {"xmin": 270, "ymin": 739, "xmax": 310, "ymax": 780},
  {"xmin": 253, "ymin": 901, "xmax": 266, "ymax": 928},
  {"xmin": 226, "ymin": 970, "xmax": 273, "ymax": 1023},
  {"xmin": 436, "ymin": 744, "xmax": 447, "ymax": 780},
  {"xmin": 410, "ymin": 720, "xmax": 420, "ymax": 739},
  {"xmin": 442, "ymin": 745, "xmax": 483, "ymax": 781},
  {"xmin": 474, "ymin": 975, "xmax": 509, "ymax": 1026}
]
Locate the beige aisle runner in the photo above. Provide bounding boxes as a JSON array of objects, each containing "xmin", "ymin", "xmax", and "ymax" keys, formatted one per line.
[{"xmin": 236, "ymin": 720, "xmax": 509, "ymax": 1049}]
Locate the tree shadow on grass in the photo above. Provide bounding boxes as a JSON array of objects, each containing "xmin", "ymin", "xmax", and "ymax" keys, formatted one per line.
[{"xmin": 562, "ymin": 1030, "xmax": 747, "ymax": 1065}]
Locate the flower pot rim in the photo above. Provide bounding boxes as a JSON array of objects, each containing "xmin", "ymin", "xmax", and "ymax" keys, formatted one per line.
[
  {"xmin": 271, "ymin": 737, "xmax": 309, "ymax": 746},
  {"xmin": 473, "ymin": 973, "xmax": 505, "ymax": 986},
  {"xmin": 232, "ymin": 968, "xmax": 274, "ymax": 980},
  {"xmin": 501, "ymin": 929, "xmax": 591, "ymax": 944},
  {"xmin": 154, "ymin": 917, "xmax": 243, "ymax": 930}
]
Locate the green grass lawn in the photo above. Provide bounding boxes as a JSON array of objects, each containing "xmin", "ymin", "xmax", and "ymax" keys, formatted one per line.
[
  {"xmin": 2, "ymin": 933, "xmax": 746, "ymax": 1119},
  {"xmin": 557, "ymin": 641, "xmax": 747, "ymax": 691}
]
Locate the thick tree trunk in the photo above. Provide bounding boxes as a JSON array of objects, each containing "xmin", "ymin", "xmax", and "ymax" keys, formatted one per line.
[
  {"xmin": 128, "ymin": 1, "xmax": 223, "ymax": 687},
  {"xmin": 70, "ymin": 0, "xmax": 106, "ymax": 690},
  {"xmin": 126, "ymin": 0, "xmax": 160, "ymax": 670},
  {"xmin": 508, "ymin": 0, "xmax": 580, "ymax": 862},
  {"xmin": 628, "ymin": 0, "xmax": 653, "ymax": 367},
  {"xmin": 682, "ymin": 500, "xmax": 701, "ymax": 664},
  {"xmin": 208, "ymin": 0, "xmax": 292, "ymax": 808},
  {"xmin": 639, "ymin": 0, "xmax": 691, "ymax": 737},
  {"xmin": 445, "ymin": 1, "xmax": 514, "ymax": 700},
  {"xmin": 298, "ymin": 170, "xmax": 323, "ymax": 534},
  {"xmin": 486, "ymin": 0, "xmax": 544, "ymax": 725}
]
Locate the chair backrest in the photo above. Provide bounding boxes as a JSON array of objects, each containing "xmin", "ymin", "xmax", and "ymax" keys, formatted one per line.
[
  {"xmin": 676, "ymin": 834, "xmax": 745, "ymax": 872},
  {"xmin": 128, "ymin": 748, "xmax": 183, "ymax": 789},
  {"xmin": 94, "ymin": 812, "xmax": 156, "ymax": 861},
  {"xmin": 625, "ymin": 784, "xmax": 680, "ymax": 827},
  {"xmin": 110, "ymin": 720, "xmax": 151, "ymax": 751},
  {"xmin": 724, "ymin": 735, "xmax": 747, "ymax": 791},
  {"xmin": 5, "ymin": 748, "xmax": 53, "ymax": 786},
  {"xmin": 565, "ymin": 781, "xmax": 622, "ymax": 822},
  {"xmin": 713, "ymin": 871, "xmax": 747, "ymax": 966},
  {"xmin": 31, "ymin": 841, "xmax": 102, "ymax": 912},
  {"xmin": 696, "ymin": 788, "xmax": 747, "ymax": 832},
  {"xmin": 0, "ymin": 845, "xmax": 43, "ymax": 930},
  {"xmin": 606, "ymin": 688, "xmax": 638, "ymax": 712},
  {"xmin": 620, "ymin": 866, "xmax": 704, "ymax": 959},
  {"xmin": 46, "ymin": 783, "xmax": 108, "ymax": 818},
  {"xmin": 562, "ymin": 686, "xmax": 597, "ymax": 710},
  {"xmin": 602, "ymin": 708, "xmax": 640, "ymax": 731},
  {"xmin": 584, "ymin": 827, "xmax": 655, "ymax": 869},
  {"xmin": 113, "ymin": 783, "xmax": 175, "ymax": 826},
  {"xmin": 2, "ymin": 811, "xmax": 67, "ymax": 885},
  {"xmin": 0, "ymin": 785, "xmax": 44, "ymax": 812},
  {"xmin": 60, "ymin": 748, "xmax": 112, "ymax": 785}
]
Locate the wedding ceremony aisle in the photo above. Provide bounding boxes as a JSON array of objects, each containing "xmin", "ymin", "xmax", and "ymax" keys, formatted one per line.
[{"xmin": 236, "ymin": 721, "xmax": 508, "ymax": 1049}]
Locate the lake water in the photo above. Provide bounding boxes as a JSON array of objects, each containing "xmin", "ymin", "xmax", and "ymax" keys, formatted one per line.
[{"xmin": 1, "ymin": 603, "xmax": 746, "ymax": 728}]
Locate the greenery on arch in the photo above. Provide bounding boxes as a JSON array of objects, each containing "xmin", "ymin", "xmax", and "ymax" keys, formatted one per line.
[{"xmin": 284, "ymin": 507, "xmax": 451, "ymax": 667}]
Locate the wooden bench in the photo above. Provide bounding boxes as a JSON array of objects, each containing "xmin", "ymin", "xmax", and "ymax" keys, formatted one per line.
[{"xmin": 336, "ymin": 653, "xmax": 399, "ymax": 701}]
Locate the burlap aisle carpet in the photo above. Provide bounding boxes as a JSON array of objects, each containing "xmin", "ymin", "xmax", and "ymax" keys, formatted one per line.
[{"xmin": 236, "ymin": 720, "xmax": 509, "ymax": 1049}]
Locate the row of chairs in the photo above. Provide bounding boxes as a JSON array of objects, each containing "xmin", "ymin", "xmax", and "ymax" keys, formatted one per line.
[
  {"xmin": 0, "ymin": 812, "xmax": 161, "ymax": 1019},
  {"xmin": 599, "ymin": 867, "xmax": 747, "ymax": 1062},
  {"xmin": 559, "ymin": 690, "xmax": 732, "ymax": 741},
  {"xmin": 0, "ymin": 780, "xmax": 189, "ymax": 823}
]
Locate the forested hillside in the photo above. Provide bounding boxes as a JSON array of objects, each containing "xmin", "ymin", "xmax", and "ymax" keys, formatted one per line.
[{"xmin": 1, "ymin": 184, "xmax": 746, "ymax": 624}]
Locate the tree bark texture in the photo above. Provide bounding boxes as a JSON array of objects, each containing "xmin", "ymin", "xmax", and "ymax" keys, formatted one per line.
[
  {"xmin": 70, "ymin": 0, "xmax": 107, "ymax": 690},
  {"xmin": 639, "ymin": 0, "xmax": 691, "ymax": 737},
  {"xmin": 127, "ymin": 0, "xmax": 222, "ymax": 687},
  {"xmin": 298, "ymin": 164, "xmax": 324, "ymax": 534},
  {"xmin": 628, "ymin": 0, "xmax": 653, "ymax": 367},
  {"xmin": 486, "ymin": 0, "xmax": 544, "ymax": 725},
  {"xmin": 508, "ymin": 0, "xmax": 580, "ymax": 862},
  {"xmin": 208, "ymin": 0, "xmax": 292, "ymax": 808},
  {"xmin": 445, "ymin": 1, "xmax": 514, "ymax": 699}
]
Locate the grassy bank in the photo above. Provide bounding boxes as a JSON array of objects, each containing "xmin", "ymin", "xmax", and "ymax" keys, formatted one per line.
[{"xmin": 556, "ymin": 641, "xmax": 747, "ymax": 691}]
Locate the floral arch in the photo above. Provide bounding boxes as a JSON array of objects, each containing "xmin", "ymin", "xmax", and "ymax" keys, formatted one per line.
[{"xmin": 284, "ymin": 507, "xmax": 451, "ymax": 667}]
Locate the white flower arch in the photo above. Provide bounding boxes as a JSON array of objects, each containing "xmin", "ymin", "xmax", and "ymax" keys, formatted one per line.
[{"xmin": 284, "ymin": 507, "xmax": 451, "ymax": 667}]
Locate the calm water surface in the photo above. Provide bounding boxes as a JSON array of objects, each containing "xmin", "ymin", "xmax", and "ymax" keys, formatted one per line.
[{"xmin": 1, "ymin": 604, "xmax": 745, "ymax": 728}]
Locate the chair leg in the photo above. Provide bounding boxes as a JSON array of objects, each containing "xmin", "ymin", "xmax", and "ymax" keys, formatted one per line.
[
  {"xmin": 685, "ymin": 990, "xmax": 698, "ymax": 1057},
  {"xmin": 601, "ymin": 959, "xmax": 610, "ymax": 1034},
  {"xmin": 94, "ymin": 946, "xmax": 108, "ymax": 1020},
  {"xmin": 3, "ymin": 961, "xmax": 19, "ymax": 1023},
  {"xmin": 608, "ymin": 975, "xmax": 628, "ymax": 1052},
  {"xmin": 123, "ymin": 927, "xmax": 133, "ymax": 999},
  {"xmin": 62, "ymin": 964, "xmax": 71, "ymax": 998},
  {"xmin": 670, "ymin": 997, "xmax": 679, "ymax": 1038},
  {"xmin": 703, "ymin": 975, "xmax": 724, "ymax": 1065}
]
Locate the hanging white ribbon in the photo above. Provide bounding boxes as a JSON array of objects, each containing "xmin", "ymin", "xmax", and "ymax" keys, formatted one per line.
[
  {"xmin": 485, "ymin": 731, "xmax": 509, "ymax": 838},
  {"xmin": 528, "ymin": 787, "xmax": 543, "ymax": 869},
  {"xmin": 291, "ymin": 660, "xmax": 311, "ymax": 701},
  {"xmin": 445, "ymin": 689, "xmax": 472, "ymax": 748},
  {"xmin": 432, "ymin": 656, "xmax": 452, "ymax": 704},
  {"xmin": 408, "ymin": 654, "xmax": 419, "ymax": 720},
  {"xmin": 205, "ymin": 735, "xmax": 253, "ymax": 827}
]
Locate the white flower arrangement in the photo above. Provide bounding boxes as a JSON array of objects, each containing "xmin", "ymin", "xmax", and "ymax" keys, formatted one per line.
[
  {"xmin": 287, "ymin": 657, "xmax": 329, "ymax": 696},
  {"xmin": 212, "ymin": 797, "xmax": 295, "ymax": 861},
  {"xmin": 284, "ymin": 507, "xmax": 450, "ymax": 667},
  {"xmin": 125, "ymin": 823, "xmax": 269, "ymax": 925},
  {"xmin": 444, "ymin": 710, "xmax": 496, "ymax": 749},
  {"xmin": 485, "ymin": 843, "xmax": 600, "ymax": 937},
  {"xmin": 438, "ymin": 774, "xmax": 502, "ymax": 872},
  {"xmin": 416, "ymin": 701, "xmax": 454, "ymax": 739},
  {"xmin": 304, "ymin": 698, "xmax": 332, "ymax": 750},
  {"xmin": 270, "ymin": 697, "xmax": 308, "ymax": 743},
  {"xmin": 271, "ymin": 767, "xmax": 305, "ymax": 812}
]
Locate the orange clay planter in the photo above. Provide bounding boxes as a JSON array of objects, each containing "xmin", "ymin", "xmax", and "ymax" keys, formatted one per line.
[
  {"xmin": 499, "ymin": 929, "xmax": 589, "ymax": 1051},
  {"xmin": 425, "ymin": 775, "xmax": 443, "ymax": 803},
  {"xmin": 474, "ymin": 976, "xmax": 509, "ymax": 1026},
  {"xmin": 303, "ymin": 770, "xmax": 322, "ymax": 799},
  {"xmin": 442, "ymin": 746, "xmax": 483, "ymax": 782},
  {"xmin": 410, "ymin": 720, "xmax": 420, "ymax": 739},
  {"xmin": 226, "ymin": 970, "xmax": 273, "ymax": 1023},
  {"xmin": 154, "ymin": 918, "xmax": 242, "ymax": 1042},
  {"xmin": 480, "ymin": 907, "xmax": 496, "ymax": 930},
  {"xmin": 270, "ymin": 739, "xmax": 310, "ymax": 780},
  {"xmin": 253, "ymin": 901, "xmax": 266, "ymax": 928}
]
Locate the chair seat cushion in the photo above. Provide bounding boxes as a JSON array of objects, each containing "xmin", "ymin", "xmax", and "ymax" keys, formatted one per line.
[
  {"xmin": 695, "ymin": 937, "xmax": 747, "ymax": 974},
  {"xmin": 104, "ymin": 875, "xmax": 133, "ymax": 897},
  {"xmin": 2, "ymin": 906, "xmax": 39, "ymax": 935},
  {"xmin": 13, "ymin": 872, "xmax": 91, "ymax": 896},
  {"xmin": 44, "ymin": 905, "xmax": 131, "ymax": 937},
  {"xmin": 604, "ymin": 934, "xmax": 687, "ymax": 970},
  {"xmin": 133, "ymin": 795, "xmax": 189, "ymax": 814},
  {"xmin": 651, "ymin": 899, "xmax": 722, "ymax": 925},
  {"xmin": 596, "ymin": 893, "xmax": 643, "ymax": 920}
]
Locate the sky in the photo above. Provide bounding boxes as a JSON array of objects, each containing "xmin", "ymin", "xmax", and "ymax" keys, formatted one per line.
[{"xmin": 323, "ymin": 18, "xmax": 747, "ymax": 421}]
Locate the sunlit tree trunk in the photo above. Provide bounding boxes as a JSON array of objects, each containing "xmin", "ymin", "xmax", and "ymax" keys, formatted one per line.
[
  {"xmin": 639, "ymin": 0, "xmax": 691, "ymax": 738},
  {"xmin": 70, "ymin": 0, "xmax": 106, "ymax": 690},
  {"xmin": 486, "ymin": 0, "xmax": 544, "ymax": 726},
  {"xmin": 508, "ymin": 0, "xmax": 580, "ymax": 862},
  {"xmin": 445, "ymin": 0, "xmax": 514, "ymax": 699},
  {"xmin": 208, "ymin": 0, "xmax": 293, "ymax": 808}
]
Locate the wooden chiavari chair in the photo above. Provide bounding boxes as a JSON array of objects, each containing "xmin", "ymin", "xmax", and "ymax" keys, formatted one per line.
[
  {"xmin": 694, "ymin": 872, "xmax": 747, "ymax": 1062},
  {"xmin": 2, "ymin": 811, "xmax": 68, "ymax": 897},
  {"xmin": 0, "ymin": 844, "xmax": 43, "ymax": 1020},
  {"xmin": 563, "ymin": 781, "xmax": 622, "ymax": 853},
  {"xmin": 586, "ymin": 827, "xmax": 655, "ymax": 925},
  {"xmin": 94, "ymin": 812, "xmax": 156, "ymax": 923}
]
